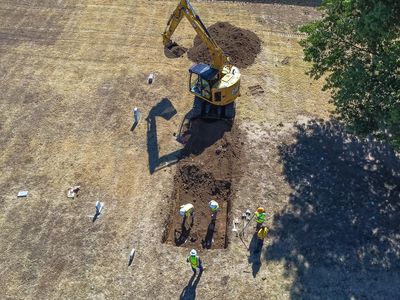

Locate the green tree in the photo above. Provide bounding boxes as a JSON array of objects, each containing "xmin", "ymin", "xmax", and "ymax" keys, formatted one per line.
[{"xmin": 300, "ymin": 0, "xmax": 400, "ymax": 148}]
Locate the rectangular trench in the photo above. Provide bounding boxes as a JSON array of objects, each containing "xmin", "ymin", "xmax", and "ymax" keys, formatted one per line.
[{"xmin": 162, "ymin": 164, "xmax": 232, "ymax": 249}]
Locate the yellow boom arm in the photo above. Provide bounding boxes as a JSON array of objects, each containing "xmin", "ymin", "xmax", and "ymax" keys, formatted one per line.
[{"xmin": 162, "ymin": 0, "xmax": 227, "ymax": 70}]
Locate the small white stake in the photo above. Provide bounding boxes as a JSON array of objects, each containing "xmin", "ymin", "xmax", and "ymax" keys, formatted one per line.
[
  {"xmin": 148, "ymin": 73, "xmax": 155, "ymax": 84},
  {"xmin": 95, "ymin": 201, "xmax": 104, "ymax": 215},
  {"xmin": 128, "ymin": 248, "xmax": 136, "ymax": 266}
]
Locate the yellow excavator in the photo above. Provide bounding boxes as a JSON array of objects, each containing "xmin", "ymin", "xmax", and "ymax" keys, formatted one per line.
[{"xmin": 162, "ymin": 0, "xmax": 241, "ymax": 120}]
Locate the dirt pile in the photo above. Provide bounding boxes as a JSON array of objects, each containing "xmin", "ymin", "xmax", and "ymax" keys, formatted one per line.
[
  {"xmin": 187, "ymin": 22, "xmax": 262, "ymax": 69},
  {"xmin": 163, "ymin": 119, "xmax": 244, "ymax": 249},
  {"xmin": 179, "ymin": 165, "xmax": 232, "ymax": 198}
]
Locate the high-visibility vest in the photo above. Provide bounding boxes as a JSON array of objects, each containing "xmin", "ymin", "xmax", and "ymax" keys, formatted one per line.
[
  {"xmin": 189, "ymin": 255, "xmax": 199, "ymax": 268},
  {"xmin": 181, "ymin": 204, "xmax": 194, "ymax": 216},
  {"xmin": 257, "ymin": 227, "xmax": 268, "ymax": 240},
  {"xmin": 255, "ymin": 212, "xmax": 266, "ymax": 223}
]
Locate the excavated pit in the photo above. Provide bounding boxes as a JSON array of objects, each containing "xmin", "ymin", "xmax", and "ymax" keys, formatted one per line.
[
  {"xmin": 188, "ymin": 22, "xmax": 262, "ymax": 69},
  {"xmin": 163, "ymin": 119, "xmax": 243, "ymax": 249}
]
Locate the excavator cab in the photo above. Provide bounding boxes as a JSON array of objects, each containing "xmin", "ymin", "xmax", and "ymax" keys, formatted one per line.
[
  {"xmin": 189, "ymin": 63, "xmax": 236, "ymax": 120},
  {"xmin": 189, "ymin": 64, "xmax": 218, "ymax": 102}
]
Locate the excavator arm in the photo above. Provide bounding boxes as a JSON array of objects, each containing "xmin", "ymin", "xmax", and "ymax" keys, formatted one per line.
[{"xmin": 162, "ymin": 0, "xmax": 227, "ymax": 70}]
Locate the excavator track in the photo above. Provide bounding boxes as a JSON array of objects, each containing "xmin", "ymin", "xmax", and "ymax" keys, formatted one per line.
[{"xmin": 191, "ymin": 97, "xmax": 235, "ymax": 121}]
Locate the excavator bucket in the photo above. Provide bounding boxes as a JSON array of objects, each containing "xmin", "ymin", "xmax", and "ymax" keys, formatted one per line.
[{"xmin": 164, "ymin": 41, "xmax": 187, "ymax": 58}]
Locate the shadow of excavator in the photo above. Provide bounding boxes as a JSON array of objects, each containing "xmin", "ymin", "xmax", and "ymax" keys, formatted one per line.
[
  {"xmin": 146, "ymin": 98, "xmax": 180, "ymax": 174},
  {"xmin": 146, "ymin": 98, "xmax": 233, "ymax": 174}
]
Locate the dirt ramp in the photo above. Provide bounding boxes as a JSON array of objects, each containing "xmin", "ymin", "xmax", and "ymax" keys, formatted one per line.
[{"xmin": 188, "ymin": 22, "xmax": 262, "ymax": 69}]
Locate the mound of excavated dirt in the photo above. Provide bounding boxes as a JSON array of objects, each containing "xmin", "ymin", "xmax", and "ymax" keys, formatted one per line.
[
  {"xmin": 187, "ymin": 22, "xmax": 262, "ymax": 69},
  {"xmin": 180, "ymin": 165, "xmax": 231, "ymax": 197}
]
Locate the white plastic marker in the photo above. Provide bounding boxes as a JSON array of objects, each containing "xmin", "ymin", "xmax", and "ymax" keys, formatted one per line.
[
  {"xmin": 95, "ymin": 201, "xmax": 104, "ymax": 215},
  {"xmin": 245, "ymin": 209, "xmax": 252, "ymax": 221},
  {"xmin": 17, "ymin": 191, "xmax": 28, "ymax": 197},
  {"xmin": 148, "ymin": 73, "xmax": 155, "ymax": 84},
  {"xmin": 128, "ymin": 248, "xmax": 136, "ymax": 266},
  {"xmin": 67, "ymin": 186, "xmax": 80, "ymax": 198},
  {"xmin": 232, "ymin": 218, "xmax": 239, "ymax": 236}
]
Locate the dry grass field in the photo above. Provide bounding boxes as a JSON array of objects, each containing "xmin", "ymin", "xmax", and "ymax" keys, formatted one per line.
[{"xmin": 1, "ymin": 1, "xmax": 399, "ymax": 299}]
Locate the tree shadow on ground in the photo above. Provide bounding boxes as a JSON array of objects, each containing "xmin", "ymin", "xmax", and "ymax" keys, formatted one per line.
[
  {"xmin": 248, "ymin": 233, "xmax": 263, "ymax": 278},
  {"xmin": 220, "ymin": 0, "xmax": 321, "ymax": 7},
  {"xmin": 179, "ymin": 270, "xmax": 203, "ymax": 300},
  {"xmin": 266, "ymin": 120, "xmax": 400, "ymax": 299}
]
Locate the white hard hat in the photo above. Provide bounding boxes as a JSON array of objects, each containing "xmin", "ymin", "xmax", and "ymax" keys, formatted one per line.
[
  {"xmin": 209, "ymin": 200, "xmax": 218, "ymax": 209},
  {"xmin": 133, "ymin": 107, "xmax": 138, "ymax": 111},
  {"xmin": 179, "ymin": 207, "xmax": 186, "ymax": 216},
  {"xmin": 190, "ymin": 249, "xmax": 197, "ymax": 256}
]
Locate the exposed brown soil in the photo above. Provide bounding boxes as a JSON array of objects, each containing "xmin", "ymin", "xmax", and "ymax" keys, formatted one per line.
[
  {"xmin": 164, "ymin": 119, "xmax": 243, "ymax": 249},
  {"xmin": 188, "ymin": 22, "xmax": 262, "ymax": 69}
]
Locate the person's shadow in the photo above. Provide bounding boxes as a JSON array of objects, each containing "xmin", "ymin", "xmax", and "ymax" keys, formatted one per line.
[
  {"xmin": 179, "ymin": 270, "xmax": 203, "ymax": 300},
  {"xmin": 175, "ymin": 217, "xmax": 192, "ymax": 246},
  {"xmin": 130, "ymin": 120, "xmax": 139, "ymax": 131},
  {"xmin": 248, "ymin": 233, "xmax": 263, "ymax": 278},
  {"xmin": 201, "ymin": 221, "xmax": 215, "ymax": 249}
]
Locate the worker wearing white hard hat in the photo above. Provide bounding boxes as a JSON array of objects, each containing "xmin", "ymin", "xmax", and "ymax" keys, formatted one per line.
[
  {"xmin": 209, "ymin": 200, "xmax": 220, "ymax": 221},
  {"xmin": 187, "ymin": 249, "xmax": 204, "ymax": 273},
  {"xmin": 179, "ymin": 203, "xmax": 194, "ymax": 226}
]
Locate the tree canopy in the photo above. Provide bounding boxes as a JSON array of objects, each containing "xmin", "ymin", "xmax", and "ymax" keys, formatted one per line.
[{"xmin": 300, "ymin": 0, "xmax": 400, "ymax": 148}]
